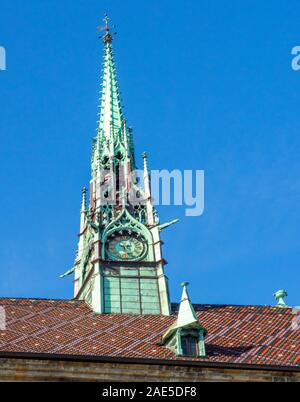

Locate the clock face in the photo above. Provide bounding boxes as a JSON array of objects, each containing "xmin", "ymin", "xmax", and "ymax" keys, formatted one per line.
[{"xmin": 106, "ymin": 234, "xmax": 147, "ymax": 261}]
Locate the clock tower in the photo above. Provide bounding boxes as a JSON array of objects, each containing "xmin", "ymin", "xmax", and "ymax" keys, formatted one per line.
[{"xmin": 61, "ymin": 16, "xmax": 177, "ymax": 316}]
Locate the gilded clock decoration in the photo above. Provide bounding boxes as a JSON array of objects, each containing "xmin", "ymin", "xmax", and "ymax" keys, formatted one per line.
[{"xmin": 106, "ymin": 234, "xmax": 147, "ymax": 261}]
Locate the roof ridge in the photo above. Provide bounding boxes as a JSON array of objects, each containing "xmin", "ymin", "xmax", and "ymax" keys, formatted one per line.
[
  {"xmin": 0, "ymin": 298, "xmax": 294, "ymax": 310},
  {"xmin": 0, "ymin": 297, "xmax": 84, "ymax": 303}
]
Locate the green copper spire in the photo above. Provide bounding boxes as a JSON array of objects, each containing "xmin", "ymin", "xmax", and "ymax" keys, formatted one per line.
[
  {"xmin": 92, "ymin": 14, "xmax": 135, "ymax": 179},
  {"xmin": 63, "ymin": 15, "xmax": 177, "ymax": 317},
  {"xmin": 98, "ymin": 15, "xmax": 123, "ymax": 142}
]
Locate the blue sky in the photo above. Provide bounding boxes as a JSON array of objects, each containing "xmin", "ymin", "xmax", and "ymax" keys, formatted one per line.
[{"xmin": 0, "ymin": 0, "xmax": 299, "ymax": 307}]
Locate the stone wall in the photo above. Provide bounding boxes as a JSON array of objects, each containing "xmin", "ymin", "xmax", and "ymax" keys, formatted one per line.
[{"xmin": 0, "ymin": 357, "xmax": 299, "ymax": 382}]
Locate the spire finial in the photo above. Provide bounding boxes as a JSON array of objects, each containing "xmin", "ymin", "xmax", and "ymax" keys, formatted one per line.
[
  {"xmin": 273, "ymin": 289, "xmax": 289, "ymax": 308},
  {"xmin": 177, "ymin": 282, "xmax": 199, "ymax": 326},
  {"xmin": 98, "ymin": 13, "xmax": 116, "ymax": 44},
  {"xmin": 180, "ymin": 282, "xmax": 190, "ymax": 302}
]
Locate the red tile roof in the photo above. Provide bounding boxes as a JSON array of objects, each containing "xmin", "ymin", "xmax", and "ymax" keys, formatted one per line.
[{"xmin": 0, "ymin": 298, "xmax": 299, "ymax": 369}]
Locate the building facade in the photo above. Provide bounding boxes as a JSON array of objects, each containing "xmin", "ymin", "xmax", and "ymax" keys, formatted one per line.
[{"xmin": 0, "ymin": 17, "xmax": 299, "ymax": 382}]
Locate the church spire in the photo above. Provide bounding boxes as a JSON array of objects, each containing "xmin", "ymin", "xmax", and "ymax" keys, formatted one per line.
[
  {"xmin": 98, "ymin": 14, "xmax": 123, "ymax": 146},
  {"xmin": 91, "ymin": 14, "xmax": 135, "ymax": 183},
  {"xmin": 65, "ymin": 15, "xmax": 177, "ymax": 317}
]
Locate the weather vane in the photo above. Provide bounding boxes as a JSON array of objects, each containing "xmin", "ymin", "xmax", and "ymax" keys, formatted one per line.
[{"xmin": 98, "ymin": 13, "xmax": 117, "ymax": 43}]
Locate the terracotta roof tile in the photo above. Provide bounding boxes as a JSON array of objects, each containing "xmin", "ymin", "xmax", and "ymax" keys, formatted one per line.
[{"xmin": 0, "ymin": 298, "xmax": 299, "ymax": 369}]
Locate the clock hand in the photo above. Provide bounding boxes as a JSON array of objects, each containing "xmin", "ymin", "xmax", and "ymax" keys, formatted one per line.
[{"xmin": 123, "ymin": 243, "xmax": 129, "ymax": 258}]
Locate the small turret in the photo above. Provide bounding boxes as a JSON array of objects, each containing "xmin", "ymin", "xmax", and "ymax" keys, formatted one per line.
[{"xmin": 161, "ymin": 283, "xmax": 207, "ymax": 357}]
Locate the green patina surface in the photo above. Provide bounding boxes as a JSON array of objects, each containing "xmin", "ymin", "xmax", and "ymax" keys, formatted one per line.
[
  {"xmin": 274, "ymin": 290, "xmax": 289, "ymax": 308},
  {"xmin": 103, "ymin": 269, "xmax": 161, "ymax": 314},
  {"xmin": 65, "ymin": 17, "xmax": 175, "ymax": 316},
  {"xmin": 161, "ymin": 283, "xmax": 207, "ymax": 357}
]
